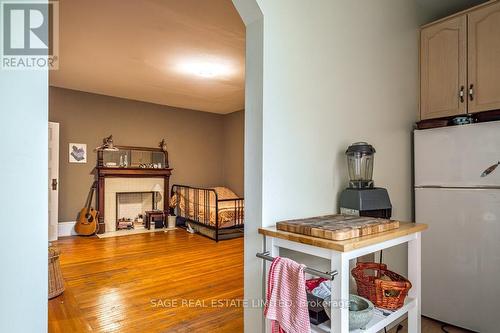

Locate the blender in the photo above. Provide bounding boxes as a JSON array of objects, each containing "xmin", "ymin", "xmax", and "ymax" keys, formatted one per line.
[{"xmin": 339, "ymin": 142, "xmax": 392, "ymax": 218}]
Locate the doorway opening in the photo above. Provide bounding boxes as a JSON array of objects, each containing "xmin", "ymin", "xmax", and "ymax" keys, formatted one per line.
[{"xmin": 47, "ymin": 0, "xmax": 250, "ymax": 332}]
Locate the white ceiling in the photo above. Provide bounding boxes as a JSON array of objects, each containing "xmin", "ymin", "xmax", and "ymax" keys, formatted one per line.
[{"xmin": 49, "ymin": 0, "xmax": 245, "ymax": 114}]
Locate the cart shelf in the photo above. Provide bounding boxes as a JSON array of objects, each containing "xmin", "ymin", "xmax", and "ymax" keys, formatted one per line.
[{"xmin": 258, "ymin": 222, "xmax": 427, "ymax": 333}]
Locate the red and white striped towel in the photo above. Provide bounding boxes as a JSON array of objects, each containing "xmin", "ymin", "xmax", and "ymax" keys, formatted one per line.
[{"xmin": 264, "ymin": 257, "xmax": 311, "ymax": 333}]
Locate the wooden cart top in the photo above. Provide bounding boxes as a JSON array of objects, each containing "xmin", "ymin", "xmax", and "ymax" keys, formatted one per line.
[{"xmin": 258, "ymin": 221, "xmax": 427, "ymax": 252}]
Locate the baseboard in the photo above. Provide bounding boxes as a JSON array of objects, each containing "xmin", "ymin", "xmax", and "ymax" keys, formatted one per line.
[{"xmin": 58, "ymin": 221, "xmax": 77, "ymax": 237}]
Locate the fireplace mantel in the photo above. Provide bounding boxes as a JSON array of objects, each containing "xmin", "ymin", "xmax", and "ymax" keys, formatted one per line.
[
  {"xmin": 95, "ymin": 167, "xmax": 173, "ymax": 234},
  {"xmin": 97, "ymin": 167, "xmax": 173, "ymax": 177}
]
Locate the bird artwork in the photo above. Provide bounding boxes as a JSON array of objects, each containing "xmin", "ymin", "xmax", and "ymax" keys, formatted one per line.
[
  {"xmin": 69, "ymin": 143, "xmax": 87, "ymax": 163},
  {"xmin": 71, "ymin": 145, "xmax": 85, "ymax": 162}
]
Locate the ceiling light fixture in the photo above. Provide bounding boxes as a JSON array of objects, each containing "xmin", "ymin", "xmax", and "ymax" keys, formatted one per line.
[{"xmin": 177, "ymin": 60, "xmax": 232, "ymax": 78}]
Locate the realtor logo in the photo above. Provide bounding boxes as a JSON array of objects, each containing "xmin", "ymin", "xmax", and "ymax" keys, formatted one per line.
[{"xmin": 1, "ymin": 0, "xmax": 59, "ymax": 69}]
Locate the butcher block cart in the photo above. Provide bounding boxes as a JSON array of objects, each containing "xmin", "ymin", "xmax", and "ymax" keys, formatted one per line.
[{"xmin": 257, "ymin": 216, "xmax": 427, "ymax": 333}]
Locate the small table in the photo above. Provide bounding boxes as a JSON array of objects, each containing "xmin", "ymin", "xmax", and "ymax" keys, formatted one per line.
[
  {"xmin": 258, "ymin": 221, "xmax": 428, "ymax": 333},
  {"xmin": 145, "ymin": 210, "xmax": 167, "ymax": 230}
]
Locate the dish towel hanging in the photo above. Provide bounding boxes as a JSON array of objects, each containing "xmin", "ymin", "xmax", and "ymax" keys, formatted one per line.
[{"xmin": 264, "ymin": 257, "xmax": 311, "ymax": 333}]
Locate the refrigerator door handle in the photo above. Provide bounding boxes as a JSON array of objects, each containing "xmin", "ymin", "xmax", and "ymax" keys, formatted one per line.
[{"xmin": 481, "ymin": 161, "xmax": 500, "ymax": 178}]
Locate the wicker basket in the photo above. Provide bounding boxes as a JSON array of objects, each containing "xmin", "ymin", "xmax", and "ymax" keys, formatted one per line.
[
  {"xmin": 351, "ymin": 262, "xmax": 411, "ymax": 310},
  {"xmin": 48, "ymin": 246, "xmax": 65, "ymax": 299}
]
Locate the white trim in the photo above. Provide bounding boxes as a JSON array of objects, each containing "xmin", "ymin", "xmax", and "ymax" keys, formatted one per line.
[{"xmin": 58, "ymin": 221, "xmax": 77, "ymax": 237}]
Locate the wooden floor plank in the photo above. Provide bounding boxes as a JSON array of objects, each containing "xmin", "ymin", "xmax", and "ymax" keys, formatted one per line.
[{"xmin": 48, "ymin": 230, "xmax": 243, "ymax": 332}]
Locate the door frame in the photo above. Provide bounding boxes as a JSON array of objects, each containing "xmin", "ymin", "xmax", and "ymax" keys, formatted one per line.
[{"xmin": 49, "ymin": 122, "xmax": 60, "ymax": 241}]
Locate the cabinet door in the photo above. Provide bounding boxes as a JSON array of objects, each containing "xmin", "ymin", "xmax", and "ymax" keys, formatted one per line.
[
  {"xmin": 468, "ymin": 1, "xmax": 500, "ymax": 113},
  {"xmin": 420, "ymin": 16, "xmax": 467, "ymax": 120}
]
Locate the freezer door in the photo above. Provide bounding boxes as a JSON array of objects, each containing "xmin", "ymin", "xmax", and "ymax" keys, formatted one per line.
[
  {"xmin": 414, "ymin": 121, "xmax": 500, "ymax": 187},
  {"xmin": 416, "ymin": 188, "xmax": 500, "ymax": 332}
]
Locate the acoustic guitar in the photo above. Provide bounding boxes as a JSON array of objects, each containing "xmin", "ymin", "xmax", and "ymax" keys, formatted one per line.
[{"xmin": 75, "ymin": 182, "xmax": 99, "ymax": 236}]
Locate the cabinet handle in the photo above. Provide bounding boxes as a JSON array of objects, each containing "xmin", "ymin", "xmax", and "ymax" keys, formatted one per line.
[
  {"xmin": 459, "ymin": 86, "xmax": 465, "ymax": 103},
  {"xmin": 469, "ymin": 84, "xmax": 474, "ymax": 101}
]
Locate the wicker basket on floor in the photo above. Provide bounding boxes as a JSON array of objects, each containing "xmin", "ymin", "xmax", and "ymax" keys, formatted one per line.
[
  {"xmin": 48, "ymin": 246, "xmax": 65, "ymax": 299},
  {"xmin": 352, "ymin": 262, "xmax": 411, "ymax": 310}
]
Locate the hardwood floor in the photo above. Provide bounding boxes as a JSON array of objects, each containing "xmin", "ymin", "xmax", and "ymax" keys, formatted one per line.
[
  {"xmin": 48, "ymin": 230, "xmax": 243, "ymax": 332},
  {"xmin": 49, "ymin": 230, "xmax": 471, "ymax": 333}
]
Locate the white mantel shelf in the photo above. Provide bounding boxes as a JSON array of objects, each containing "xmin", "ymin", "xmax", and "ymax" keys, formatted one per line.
[{"xmin": 258, "ymin": 222, "xmax": 427, "ymax": 333}]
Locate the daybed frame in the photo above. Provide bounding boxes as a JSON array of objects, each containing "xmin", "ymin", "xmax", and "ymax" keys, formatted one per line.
[{"xmin": 171, "ymin": 184, "xmax": 244, "ymax": 242}]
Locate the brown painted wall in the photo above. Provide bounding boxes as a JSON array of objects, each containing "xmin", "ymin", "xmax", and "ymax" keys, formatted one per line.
[
  {"xmin": 50, "ymin": 87, "xmax": 243, "ymax": 222},
  {"xmin": 223, "ymin": 110, "xmax": 244, "ymax": 197}
]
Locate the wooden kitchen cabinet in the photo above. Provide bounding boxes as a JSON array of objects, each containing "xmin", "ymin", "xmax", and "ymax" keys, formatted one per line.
[
  {"xmin": 467, "ymin": 1, "xmax": 500, "ymax": 113},
  {"xmin": 420, "ymin": 16, "xmax": 467, "ymax": 120},
  {"xmin": 420, "ymin": 1, "xmax": 500, "ymax": 120}
]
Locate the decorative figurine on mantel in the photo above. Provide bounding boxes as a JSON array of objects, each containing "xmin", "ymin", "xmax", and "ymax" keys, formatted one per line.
[
  {"xmin": 95, "ymin": 135, "xmax": 119, "ymax": 151},
  {"xmin": 159, "ymin": 139, "xmax": 169, "ymax": 168}
]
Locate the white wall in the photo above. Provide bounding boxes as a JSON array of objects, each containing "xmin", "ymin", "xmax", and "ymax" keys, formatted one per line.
[
  {"xmin": 0, "ymin": 2, "xmax": 49, "ymax": 330},
  {"xmin": 236, "ymin": 0, "xmax": 426, "ymax": 331},
  {"xmin": 0, "ymin": 66, "xmax": 49, "ymax": 329},
  {"xmin": 260, "ymin": 0, "xmax": 420, "ymax": 241}
]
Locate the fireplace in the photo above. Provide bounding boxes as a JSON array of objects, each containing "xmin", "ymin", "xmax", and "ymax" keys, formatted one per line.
[
  {"xmin": 96, "ymin": 169, "xmax": 172, "ymax": 233},
  {"xmin": 94, "ymin": 144, "xmax": 172, "ymax": 233},
  {"xmin": 116, "ymin": 192, "xmax": 154, "ymax": 230},
  {"xmin": 100, "ymin": 177, "xmax": 167, "ymax": 232}
]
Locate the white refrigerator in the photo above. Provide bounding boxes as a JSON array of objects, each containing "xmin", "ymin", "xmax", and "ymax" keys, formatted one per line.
[{"xmin": 414, "ymin": 121, "xmax": 500, "ymax": 333}]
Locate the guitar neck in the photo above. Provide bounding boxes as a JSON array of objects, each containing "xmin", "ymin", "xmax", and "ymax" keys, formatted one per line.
[{"xmin": 86, "ymin": 182, "xmax": 97, "ymax": 211}]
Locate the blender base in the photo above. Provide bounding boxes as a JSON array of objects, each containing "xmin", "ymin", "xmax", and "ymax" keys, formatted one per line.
[{"xmin": 339, "ymin": 187, "xmax": 392, "ymax": 219}]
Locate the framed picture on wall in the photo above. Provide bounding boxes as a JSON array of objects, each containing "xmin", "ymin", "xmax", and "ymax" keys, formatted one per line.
[{"xmin": 69, "ymin": 143, "xmax": 87, "ymax": 163}]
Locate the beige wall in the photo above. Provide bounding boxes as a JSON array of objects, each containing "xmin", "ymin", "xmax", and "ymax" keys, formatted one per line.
[
  {"xmin": 223, "ymin": 110, "xmax": 245, "ymax": 197},
  {"xmin": 50, "ymin": 87, "xmax": 243, "ymax": 222}
]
